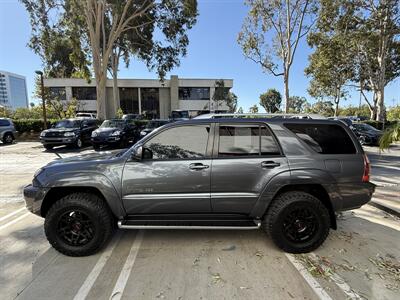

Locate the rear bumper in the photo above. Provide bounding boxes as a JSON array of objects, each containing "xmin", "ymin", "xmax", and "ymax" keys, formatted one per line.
[
  {"xmin": 23, "ymin": 184, "xmax": 48, "ymax": 216},
  {"xmin": 339, "ymin": 182, "xmax": 376, "ymax": 211}
]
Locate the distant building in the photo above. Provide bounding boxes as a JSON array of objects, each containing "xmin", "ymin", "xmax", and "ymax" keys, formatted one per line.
[
  {"xmin": 0, "ymin": 71, "xmax": 29, "ymax": 110},
  {"xmin": 44, "ymin": 75, "xmax": 233, "ymax": 119}
]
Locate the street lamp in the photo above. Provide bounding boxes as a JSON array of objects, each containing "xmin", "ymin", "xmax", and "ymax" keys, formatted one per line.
[{"xmin": 35, "ymin": 70, "xmax": 47, "ymax": 129}]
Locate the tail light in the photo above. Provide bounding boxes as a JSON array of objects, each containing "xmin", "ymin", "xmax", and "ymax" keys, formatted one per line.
[{"xmin": 362, "ymin": 154, "xmax": 370, "ymax": 182}]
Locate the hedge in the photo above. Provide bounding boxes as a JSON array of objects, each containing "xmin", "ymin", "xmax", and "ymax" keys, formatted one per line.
[
  {"xmin": 12, "ymin": 119, "xmax": 59, "ymax": 133},
  {"xmin": 361, "ymin": 120, "xmax": 398, "ymax": 130}
]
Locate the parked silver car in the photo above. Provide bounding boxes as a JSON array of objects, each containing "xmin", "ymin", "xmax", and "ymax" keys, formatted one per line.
[{"xmin": 0, "ymin": 118, "xmax": 16, "ymax": 144}]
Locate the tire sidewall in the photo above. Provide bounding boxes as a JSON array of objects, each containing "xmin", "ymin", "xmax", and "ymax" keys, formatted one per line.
[
  {"xmin": 273, "ymin": 200, "xmax": 329, "ymax": 251},
  {"xmin": 44, "ymin": 195, "xmax": 112, "ymax": 256},
  {"xmin": 3, "ymin": 133, "xmax": 13, "ymax": 144}
]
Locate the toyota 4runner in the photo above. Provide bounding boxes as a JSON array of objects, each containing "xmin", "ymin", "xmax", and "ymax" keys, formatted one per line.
[{"xmin": 24, "ymin": 118, "xmax": 375, "ymax": 256}]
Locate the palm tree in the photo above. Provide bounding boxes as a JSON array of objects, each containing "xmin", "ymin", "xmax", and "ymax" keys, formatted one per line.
[{"xmin": 379, "ymin": 122, "xmax": 400, "ymax": 150}]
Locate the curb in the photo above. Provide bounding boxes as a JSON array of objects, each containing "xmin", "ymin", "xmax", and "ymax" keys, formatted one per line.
[{"xmin": 368, "ymin": 201, "xmax": 400, "ymax": 218}]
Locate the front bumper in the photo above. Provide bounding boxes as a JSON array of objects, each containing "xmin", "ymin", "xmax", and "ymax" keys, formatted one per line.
[
  {"xmin": 40, "ymin": 136, "xmax": 78, "ymax": 145},
  {"xmin": 23, "ymin": 184, "xmax": 49, "ymax": 216},
  {"xmin": 91, "ymin": 136, "xmax": 121, "ymax": 145}
]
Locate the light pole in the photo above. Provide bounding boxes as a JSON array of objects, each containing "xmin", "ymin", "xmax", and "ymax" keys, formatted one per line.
[{"xmin": 35, "ymin": 70, "xmax": 47, "ymax": 129}]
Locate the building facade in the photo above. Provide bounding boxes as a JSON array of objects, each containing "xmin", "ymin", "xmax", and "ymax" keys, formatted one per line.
[
  {"xmin": 0, "ymin": 71, "xmax": 29, "ymax": 110},
  {"xmin": 44, "ymin": 76, "xmax": 233, "ymax": 119}
]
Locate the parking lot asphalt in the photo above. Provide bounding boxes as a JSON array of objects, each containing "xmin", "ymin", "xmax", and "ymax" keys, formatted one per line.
[{"xmin": 0, "ymin": 142, "xmax": 399, "ymax": 300}]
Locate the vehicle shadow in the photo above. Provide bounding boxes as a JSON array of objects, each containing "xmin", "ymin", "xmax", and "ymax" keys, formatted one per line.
[{"xmin": 41, "ymin": 144, "xmax": 94, "ymax": 154}]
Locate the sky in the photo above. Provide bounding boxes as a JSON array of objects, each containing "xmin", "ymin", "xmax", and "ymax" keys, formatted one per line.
[{"xmin": 0, "ymin": 0, "xmax": 399, "ymax": 111}]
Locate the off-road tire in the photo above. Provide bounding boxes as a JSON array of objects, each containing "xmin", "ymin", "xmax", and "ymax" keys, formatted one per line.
[
  {"xmin": 263, "ymin": 191, "xmax": 330, "ymax": 253},
  {"xmin": 44, "ymin": 192, "xmax": 114, "ymax": 256},
  {"xmin": 3, "ymin": 133, "xmax": 14, "ymax": 144}
]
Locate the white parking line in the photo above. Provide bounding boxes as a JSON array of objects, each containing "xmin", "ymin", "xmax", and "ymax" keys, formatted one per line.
[
  {"xmin": 0, "ymin": 212, "xmax": 30, "ymax": 231},
  {"xmin": 110, "ymin": 231, "xmax": 144, "ymax": 300},
  {"xmin": 285, "ymin": 253, "xmax": 333, "ymax": 300},
  {"xmin": 0, "ymin": 207, "xmax": 26, "ymax": 222},
  {"xmin": 73, "ymin": 232, "xmax": 122, "ymax": 300},
  {"xmin": 309, "ymin": 253, "xmax": 362, "ymax": 300}
]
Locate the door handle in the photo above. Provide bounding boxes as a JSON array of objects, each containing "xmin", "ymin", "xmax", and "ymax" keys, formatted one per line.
[
  {"xmin": 189, "ymin": 163, "xmax": 209, "ymax": 170},
  {"xmin": 261, "ymin": 161, "xmax": 280, "ymax": 168}
]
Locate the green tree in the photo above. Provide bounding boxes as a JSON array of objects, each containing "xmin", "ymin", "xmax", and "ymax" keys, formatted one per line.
[
  {"xmin": 288, "ymin": 96, "xmax": 308, "ymax": 113},
  {"xmin": 380, "ymin": 122, "xmax": 400, "ymax": 150},
  {"xmin": 249, "ymin": 105, "xmax": 259, "ymax": 113},
  {"xmin": 259, "ymin": 89, "xmax": 281, "ymax": 113},
  {"xmin": 387, "ymin": 106, "xmax": 400, "ymax": 121},
  {"xmin": 237, "ymin": 107, "xmax": 244, "ymax": 114},
  {"xmin": 238, "ymin": 0, "xmax": 317, "ymax": 113},
  {"xmin": 305, "ymin": 100, "xmax": 334, "ymax": 116},
  {"xmin": 226, "ymin": 92, "xmax": 238, "ymax": 113},
  {"xmin": 22, "ymin": 0, "xmax": 198, "ymax": 119}
]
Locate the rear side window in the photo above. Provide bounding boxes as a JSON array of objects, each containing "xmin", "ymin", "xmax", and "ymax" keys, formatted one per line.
[
  {"xmin": 218, "ymin": 124, "xmax": 280, "ymax": 157},
  {"xmin": 284, "ymin": 123, "xmax": 356, "ymax": 154},
  {"xmin": 0, "ymin": 119, "xmax": 10, "ymax": 126}
]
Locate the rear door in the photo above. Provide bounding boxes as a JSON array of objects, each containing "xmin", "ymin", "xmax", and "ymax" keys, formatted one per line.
[{"xmin": 210, "ymin": 123, "xmax": 288, "ymax": 214}]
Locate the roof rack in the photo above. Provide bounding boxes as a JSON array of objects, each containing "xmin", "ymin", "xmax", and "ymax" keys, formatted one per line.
[{"xmin": 194, "ymin": 113, "xmax": 327, "ymax": 120}]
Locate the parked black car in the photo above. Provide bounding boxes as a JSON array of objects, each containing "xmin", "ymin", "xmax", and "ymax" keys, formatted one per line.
[
  {"xmin": 91, "ymin": 119, "xmax": 138, "ymax": 150},
  {"xmin": 40, "ymin": 118, "xmax": 98, "ymax": 150},
  {"xmin": 122, "ymin": 114, "xmax": 144, "ymax": 121},
  {"xmin": 139, "ymin": 119, "xmax": 171, "ymax": 138},
  {"xmin": 351, "ymin": 123, "xmax": 382, "ymax": 146}
]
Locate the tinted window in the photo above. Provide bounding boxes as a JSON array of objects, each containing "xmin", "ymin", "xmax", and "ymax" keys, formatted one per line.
[
  {"xmin": 72, "ymin": 87, "xmax": 97, "ymax": 100},
  {"xmin": 218, "ymin": 124, "xmax": 280, "ymax": 157},
  {"xmin": 179, "ymin": 87, "xmax": 210, "ymax": 100},
  {"xmin": 0, "ymin": 119, "xmax": 10, "ymax": 126},
  {"xmin": 54, "ymin": 120, "xmax": 81, "ymax": 129},
  {"xmin": 145, "ymin": 125, "xmax": 210, "ymax": 160},
  {"xmin": 284, "ymin": 123, "xmax": 356, "ymax": 154}
]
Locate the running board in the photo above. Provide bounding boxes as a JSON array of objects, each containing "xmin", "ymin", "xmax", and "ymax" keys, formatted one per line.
[{"xmin": 118, "ymin": 220, "xmax": 261, "ymax": 230}]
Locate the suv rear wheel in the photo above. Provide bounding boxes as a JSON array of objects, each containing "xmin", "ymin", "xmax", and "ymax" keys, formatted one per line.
[
  {"xmin": 263, "ymin": 191, "xmax": 330, "ymax": 253},
  {"xmin": 44, "ymin": 192, "xmax": 114, "ymax": 256}
]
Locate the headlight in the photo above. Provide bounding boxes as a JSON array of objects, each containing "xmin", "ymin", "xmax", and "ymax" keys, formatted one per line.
[
  {"xmin": 92, "ymin": 131, "xmax": 98, "ymax": 137},
  {"xmin": 64, "ymin": 132, "xmax": 75, "ymax": 137},
  {"xmin": 40, "ymin": 131, "xmax": 47, "ymax": 137},
  {"xmin": 140, "ymin": 131, "xmax": 147, "ymax": 136},
  {"xmin": 111, "ymin": 130, "xmax": 121, "ymax": 136}
]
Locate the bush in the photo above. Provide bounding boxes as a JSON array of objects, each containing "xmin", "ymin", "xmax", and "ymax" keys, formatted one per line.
[
  {"xmin": 361, "ymin": 120, "xmax": 398, "ymax": 130},
  {"xmin": 13, "ymin": 119, "xmax": 59, "ymax": 133}
]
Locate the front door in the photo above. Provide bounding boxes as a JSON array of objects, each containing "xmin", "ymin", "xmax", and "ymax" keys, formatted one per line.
[
  {"xmin": 211, "ymin": 123, "xmax": 288, "ymax": 214},
  {"xmin": 122, "ymin": 124, "xmax": 213, "ymax": 214}
]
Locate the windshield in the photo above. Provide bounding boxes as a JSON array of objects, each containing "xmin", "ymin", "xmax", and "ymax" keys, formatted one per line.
[
  {"xmin": 100, "ymin": 120, "xmax": 125, "ymax": 129},
  {"xmin": 354, "ymin": 123, "xmax": 379, "ymax": 131},
  {"xmin": 172, "ymin": 111, "xmax": 189, "ymax": 119},
  {"xmin": 54, "ymin": 120, "xmax": 81, "ymax": 129},
  {"xmin": 146, "ymin": 121, "xmax": 167, "ymax": 128}
]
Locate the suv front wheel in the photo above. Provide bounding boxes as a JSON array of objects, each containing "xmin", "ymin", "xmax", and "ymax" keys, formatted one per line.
[
  {"xmin": 263, "ymin": 191, "xmax": 330, "ymax": 253},
  {"xmin": 44, "ymin": 192, "xmax": 114, "ymax": 256}
]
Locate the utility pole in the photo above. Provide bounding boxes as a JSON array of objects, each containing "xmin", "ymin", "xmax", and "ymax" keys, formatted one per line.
[{"xmin": 35, "ymin": 70, "xmax": 47, "ymax": 129}]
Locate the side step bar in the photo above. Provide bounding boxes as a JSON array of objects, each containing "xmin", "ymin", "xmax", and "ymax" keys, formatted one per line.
[{"xmin": 118, "ymin": 220, "xmax": 261, "ymax": 230}]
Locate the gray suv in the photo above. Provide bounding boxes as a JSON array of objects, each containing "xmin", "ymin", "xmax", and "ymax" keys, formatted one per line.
[
  {"xmin": 24, "ymin": 118, "xmax": 375, "ymax": 256},
  {"xmin": 0, "ymin": 118, "xmax": 16, "ymax": 144}
]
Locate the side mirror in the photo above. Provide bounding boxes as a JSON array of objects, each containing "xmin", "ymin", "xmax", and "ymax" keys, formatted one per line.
[{"xmin": 132, "ymin": 146, "xmax": 143, "ymax": 160}]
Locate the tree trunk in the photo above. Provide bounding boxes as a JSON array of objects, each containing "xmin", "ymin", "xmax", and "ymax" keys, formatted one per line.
[
  {"xmin": 376, "ymin": 88, "xmax": 385, "ymax": 122},
  {"xmin": 96, "ymin": 76, "xmax": 107, "ymax": 120},
  {"xmin": 334, "ymin": 100, "xmax": 339, "ymax": 117},
  {"xmin": 284, "ymin": 72, "xmax": 289, "ymax": 113},
  {"xmin": 111, "ymin": 53, "xmax": 120, "ymax": 118}
]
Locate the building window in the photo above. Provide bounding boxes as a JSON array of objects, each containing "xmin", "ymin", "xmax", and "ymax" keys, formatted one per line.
[
  {"xmin": 49, "ymin": 87, "xmax": 66, "ymax": 101},
  {"xmin": 179, "ymin": 87, "xmax": 210, "ymax": 100},
  {"xmin": 72, "ymin": 87, "xmax": 97, "ymax": 100},
  {"xmin": 120, "ymin": 88, "xmax": 139, "ymax": 114},
  {"xmin": 141, "ymin": 88, "xmax": 159, "ymax": 119}
]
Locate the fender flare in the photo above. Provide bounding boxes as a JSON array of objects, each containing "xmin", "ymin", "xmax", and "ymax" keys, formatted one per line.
[
  {"xmin": 43, "ymin": 171, "xmax": 125, "ymax": 217},
  {"xmin": 250, "ymin": 169, "xmax": 342, "ymax": 220}
]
